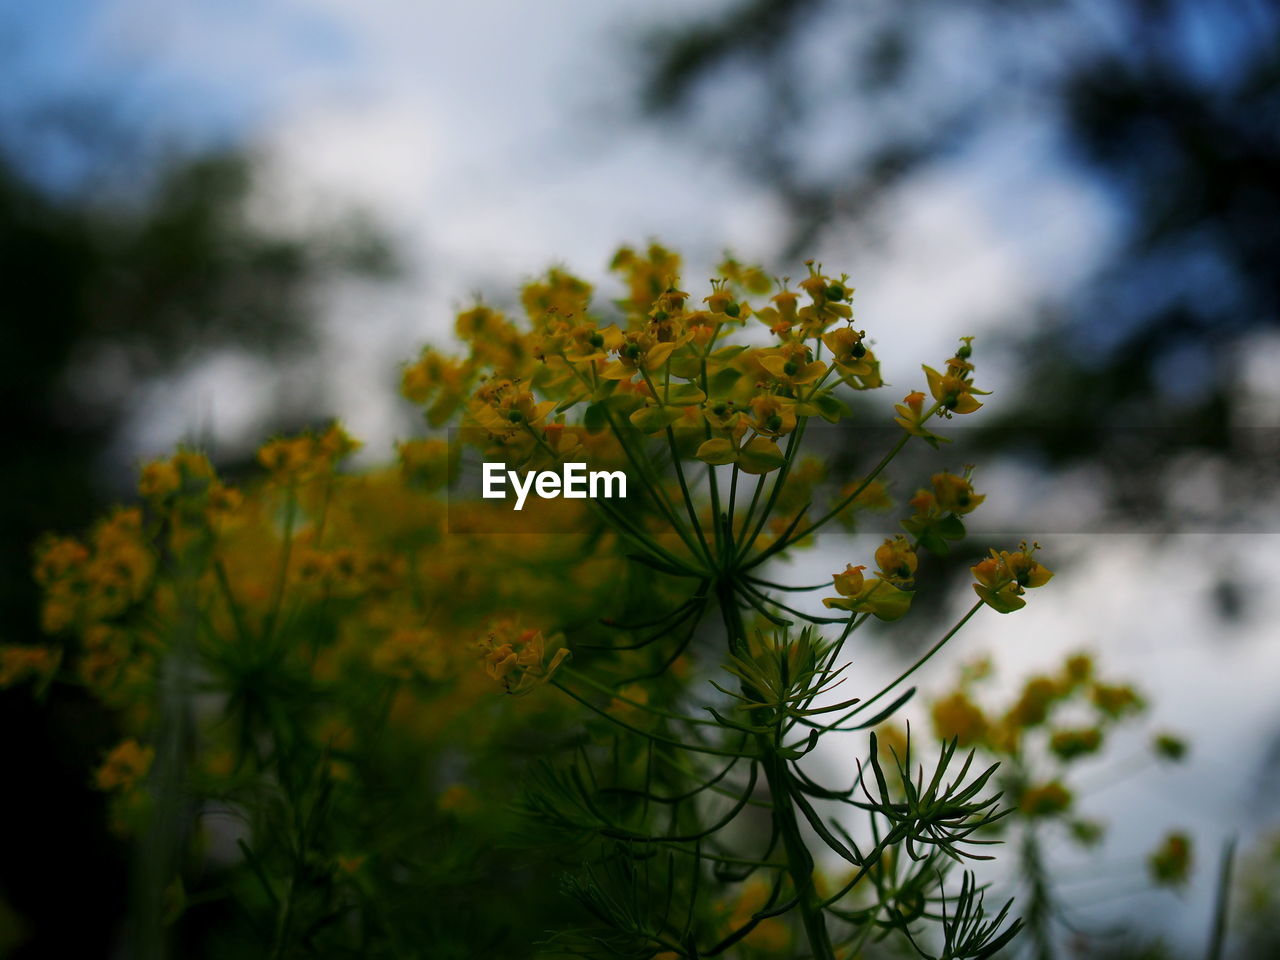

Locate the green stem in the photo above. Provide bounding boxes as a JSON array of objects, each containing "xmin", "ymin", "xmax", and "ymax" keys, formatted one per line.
[
  {"xmin": 714, "ymin": 577, "xmax": 835, "ymax": 960},
  {"xmin": 736, "ymin": 422, "xmax": 807, "ymax": 566},
  {"xmin": 1022, "ymin": 827, "xmax": 1056, "ymax": 960},
  {"xmin": 746, "ymin": 428, "xmax": 908, "ymax": 571},
  {"xmin": 761, "ymin": 748, "xmax": 837, "ymax": 960},
  {"xmin": 844, "ymin": 601, "xmax": 983, "ymax": 722}
]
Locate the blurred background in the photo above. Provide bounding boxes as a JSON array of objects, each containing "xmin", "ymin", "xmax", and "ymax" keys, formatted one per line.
[{"xmin": 3, "ymin": 0, "xmax": 1278, "ymax": 956}]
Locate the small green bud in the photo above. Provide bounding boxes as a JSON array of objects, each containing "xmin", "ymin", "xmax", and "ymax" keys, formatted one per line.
[
  {"xmin": 825, "ymin": 283, "xmax": 845, "ymax": 301},
  {"xmin": 724, "ymin": 302, "xmax": 740, "ymax": 317},
  {"xmin": 851, "ymin": 342, "xmax": 867, "ymax": 359}
]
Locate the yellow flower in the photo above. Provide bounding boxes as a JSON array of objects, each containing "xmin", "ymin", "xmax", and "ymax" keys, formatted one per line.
[
  {"xmin": 1018, "ymin": 781, "xmax": 1072, "ymax": 818},
  {"xmin": 477, "ymin": 626, "xmax": 569, "ymax": 695},
  {"xmin": 95, "ymin": 739, "xmax": 154, "ymax": 792},
  {"xmin": 0, "ymin": 645, "xmax": 60, "ymax": 689},
  {"xmin": 397, "ymin": 438, "xmax": 452, "ymax": 490},
  {"xmin": 610, "ymin": 242, "xmax": 681, "ymax": 314},
  {"xmin": 1007, "ymin": 676, "xmax": 1060, "ymax": 728},
  {"xmin": 823, "ymin": 565, "xmax": 914, "ymax": 621},
  {"xmin": 401, "ymin": 349, "xmax": 471, "ymax": 424},
  {"xmin": 467, "ymin": 379, "xmax": 556, "ymax": 438},
  {"xmin": 821, "ymin": 326, "xmax": 866, "ymax": 365},
  {"xmin": 1061, "ymin": 652, "xmax": 1095, "ymax": 687},
  {"xmin": 971, "ymin": 545, "xmax": 1053, "ymax": 613},
  {"xmin": 931, "ymin": 692, "xmax": 987, "ymax": 747},
  {"xmin": 830, "ymin": 564, "xmax": 866, "ymax": 597},
  {"xmin": 931, "ymin": 472, "xmax": 984, "ymax": 514},
  {"xmin": 758, "ymin": 344, "xmax": 827, "ymax": 387},
  {"xmin": 702, "ymin": 283, "xmax": 743, "ymax": 318},
  {"xmin": 1091, "ymin": 683, "xmax": 1144, "ymax": 718},
  {"xmin": 1048, "ymin": 727, "xmax": 1103, "ymax": 761},
  {"xmin": 34, "ymin": 536, "xmax": 90, "ymax": 587},
  {"xmin": 138, "ymin": 459, "xmax": 181, "ymax": 500},
  {"xmin": 1152, "ymin": 732, "xmax": 1188, "ymax": 762},
  {"xmin": 520, "ymin": 266, "xmax": 593, "ymax": 323},
  {"xmin": 1148, "ymin": 832, "xmax": 1192, "ymax": 886},
  {"xmin": 894, "ymin": 390, "xmax": 938, "ymax": 439},
  {"xmin": 874, "ymin": 535, "xmax": 918, "ymax": 582},
  {"xmin": 599, "ymin": 326, "xmax": 691, "ymax": 380},
  {"xmin": 922, "ymin": 353, "xmax": 989, "ymax": 416},
  {"xmin": 748, "ymin": 394, "xmax": 798, "ymax": 438}
]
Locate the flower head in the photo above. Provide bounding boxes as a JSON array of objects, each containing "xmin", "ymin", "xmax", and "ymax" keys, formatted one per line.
[{"xmin": 971, "ymin": 544, "xmax": 1053, "ymax": 613}]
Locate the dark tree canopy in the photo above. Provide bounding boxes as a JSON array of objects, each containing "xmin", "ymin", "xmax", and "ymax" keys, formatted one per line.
[
  {"xmin": 1, "ymin": 122, "xmax": 393, "ymax": 958},
  {"xmin": 638, "ymin": 0, "xmax": 1280, "ymax": 531}
]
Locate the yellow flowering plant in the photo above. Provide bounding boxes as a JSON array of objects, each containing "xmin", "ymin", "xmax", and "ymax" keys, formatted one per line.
[
  {"xmin": 925, "ymin": 653, "xmax": 1194, "ymax": 958},
  {"xmin": 14, "ymin": 243, "xmax": 1070, "ymax": 959}
]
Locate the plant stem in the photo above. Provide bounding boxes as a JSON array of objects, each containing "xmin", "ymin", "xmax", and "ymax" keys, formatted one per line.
[
  {"xmin": 761, "ymin": 748, "xmax": 837, "ymax": 960},
  {"xmin": 714, "ymin": 577, "xmax": 836, "ymax": 960}
]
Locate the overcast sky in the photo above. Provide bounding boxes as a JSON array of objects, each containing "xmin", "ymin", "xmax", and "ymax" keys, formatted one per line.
[{"xmin": 2, "ymin": 0, "xmax": 1118, "ymax": 457}]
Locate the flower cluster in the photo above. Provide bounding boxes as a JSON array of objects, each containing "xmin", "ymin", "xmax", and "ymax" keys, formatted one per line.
[{"xmin": 18, "ymin": 243, "xmax": 1058, "ymax": 960}]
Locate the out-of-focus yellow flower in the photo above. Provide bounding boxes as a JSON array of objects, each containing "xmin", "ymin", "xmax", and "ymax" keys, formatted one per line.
[
  {"xmin": 521, "ymin": 267, "xmax": 593, "ymax": 323},
  {"xmin": 0, "ymin": 645, "xmax": 60, "ymax": 689},
  {"xmin": 95, "ymin": 739, "xmax": 154, "ymax": 792},
  {"xmin": 477, "ymin": 626, "xmax": 569, "ymax": 695},
  {"xmin": 397, "ymin": 438, "xmax": 452, "ymax": 490},
  {"xmin": 1061, "ymin": 652, "xmax": 1095, "ymax": 688},
  {"xmin": 1007, "ymin": 675, "xmax": 1060, "ymax": 728},
  {"xmin": 719, "ymin": 878, "xmax": 791, "ymax": 953},
  {"xmin": 1153, "ymin": 732, "xmax": 1188, "ymax": 762},
  {"xmin": 931, "ymin": 472, "xmax": 984, "ymax": 515},
  {"xmin": 78, "ymin": 624, "xmax": 130, "ymax": 693},
  {"xmin": 1048, "ymin": 727, "xmax": 1103, "ymax": 761},
  {"xmin": 401, "ymin": 348, "xmax": 471, "ymax": 425},
  {"xmin": 1091, "ymin": 683, "xmax": 1144, "ymax": 718},
  {"xmin": 1018, "ymin": 781, "xmax": 1072, "ymax": 818},
  {"xmin": 138, "ymin": 459, "xmax": 182, "ymax": 500},
  {"xmin": 258, "ymin": 423, "xmax": 360, "ymax": 480},
  {"xmin": 931, "ymin": 691, "xmax": 988, "ymax": 747},
  {"xmin": 610, "ymin": 243, "xmax": 681, "ymax": 315},
  {"xmin": 1148, "ymin": 831, "xmax": 1192, "ymax": 886},
  {"xmin": 34, "ymin": 536, "xmax": 90, "ymax": 587}
]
